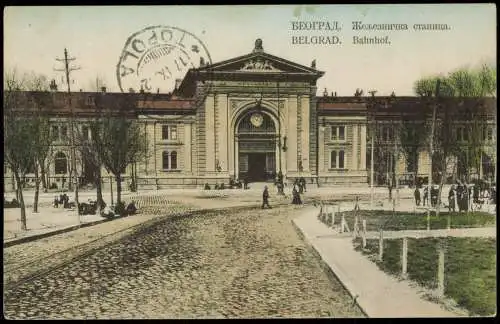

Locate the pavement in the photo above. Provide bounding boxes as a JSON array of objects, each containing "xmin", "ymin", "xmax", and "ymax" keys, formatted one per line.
[
  {"xmin": 4, "ymin": 184, "xmax": 495, "ymax": 318},
  {"xmin": 3, "ymin": 184, "xmax": 495, "ymax": 247},
  {"xmin": 292, "ymin": 207, "xmax": 465, "ymax": 318}
]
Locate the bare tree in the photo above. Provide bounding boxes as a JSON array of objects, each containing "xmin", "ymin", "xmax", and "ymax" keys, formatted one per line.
[
  {"xmin": 92, "ymin": 93, "xmax": 147, "ymax": 208},
  {"xmin": 74, "ymin": 78, "xmax": 108, "ymax": 212},
  {"xmin": 25, "ymin": 73, "xmax": 53, "ymax": 213},
  {"xmin": 4, "ymin": 69, "xmax": 37, "ymax": 230}
]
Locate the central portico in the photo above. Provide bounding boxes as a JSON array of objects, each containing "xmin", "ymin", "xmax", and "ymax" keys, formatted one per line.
[{"xmin": 179, "ymin": 38, "xmax": 324, "ymax": 183}]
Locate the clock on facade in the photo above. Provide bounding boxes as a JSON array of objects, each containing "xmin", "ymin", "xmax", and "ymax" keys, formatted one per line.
[{"xmin": 250, "ymin": 113, "xmax": 264, "ymax": 127}]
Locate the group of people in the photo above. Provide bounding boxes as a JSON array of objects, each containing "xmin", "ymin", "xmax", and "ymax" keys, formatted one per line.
[
  {"xmin": 413, "ymin": 186, "xmax": 440, "ymax": 207},
  {"xmin": 262, "ymin": 177, "xmax": 306, "ymax": 209},
  {"xmin": 53, "ymin": 193, "xmax": 73, "ymax": 209},
  {"xmin": 414, "ymin": 181, "xmax": 495, "ymax": 212}
]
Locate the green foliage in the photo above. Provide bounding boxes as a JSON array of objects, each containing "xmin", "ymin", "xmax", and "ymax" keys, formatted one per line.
[
  {"xmin": 445, "ymin": 238, "xmax": 496, "ymax": 316},
  {"xmin": 414, "ymin": 64, "xmax": 496, "ymax": 97},
  {"xmin": 411, "ymin": 64, "xmax": 496, "ymax": 185},
  {"xmin": 342, "ymin": 210, "xmax": 495, "ymax": 231},
  {"xmin": 360, "ymin": 237, "xmax": 496, "ymax": 316}
]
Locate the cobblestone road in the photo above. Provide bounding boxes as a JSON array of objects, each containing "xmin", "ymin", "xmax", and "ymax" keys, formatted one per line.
[{"xmin": 4, "ymin": 204, "xmax": 364, "ymax": 319}]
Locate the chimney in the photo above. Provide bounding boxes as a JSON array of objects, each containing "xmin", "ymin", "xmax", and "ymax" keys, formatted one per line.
[
  {"xmin": 140, "ymin": 85, "xmax": 145, "ymax": 94},
  {"xmin": 128, "ymin": 88, "xmax": 135, "ymax": 93},
  {"xmin": 49, "ymin": 79, "xmax": 58, "ymax": 92},
  {"xmin": 101, "ymin": 86, "xmax": 106, "ymax": 93}
]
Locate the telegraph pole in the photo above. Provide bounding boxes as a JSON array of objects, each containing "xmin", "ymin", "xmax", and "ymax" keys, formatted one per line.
[
  {"xmin": 427, "ymin": 79, "xmax": 441, "ymax": 231},
  {"xmin": 55, "ymin": 48, "xmax": 81, "ymax": 224}
]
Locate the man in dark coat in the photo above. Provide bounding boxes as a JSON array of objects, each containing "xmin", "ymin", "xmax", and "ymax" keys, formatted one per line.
[
  {"xmin": 292, "ymin": 184, "xmax": 302, "ymax": 205},
  {"xmin": 262, "ymin": 185, "xmax": 271, "ymax": 209},
  {"xmin": 299, "ymin": 177, "xmax": 307, "ymax": 193},
  {"xmin": 414, "ymin": 187, "xmax": 421, "ymax": 206},
  {"xmin": 448, "ymin": 185, "xmax": 456, "ymax": 212}
]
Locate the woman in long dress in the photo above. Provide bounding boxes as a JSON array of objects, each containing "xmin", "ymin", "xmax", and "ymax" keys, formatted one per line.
[{"xmin": 292, "ymin": 185, "xmax": 302, "ymax": 205}]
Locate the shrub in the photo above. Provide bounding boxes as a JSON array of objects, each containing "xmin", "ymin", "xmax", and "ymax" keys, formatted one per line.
[{"xmin": 114, "ymin": 201, "xmax": 126, "ymax": 216}]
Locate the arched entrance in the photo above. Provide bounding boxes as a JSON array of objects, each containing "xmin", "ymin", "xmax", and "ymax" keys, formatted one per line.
[{"xmin": 236, "ymin": 109, "xmax": 278, "ymax": 182}]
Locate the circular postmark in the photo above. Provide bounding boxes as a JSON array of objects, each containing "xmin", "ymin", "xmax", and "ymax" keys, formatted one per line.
[{"xmin": 116, "ymin": 26, "xmax": 212, "ymax": 94}]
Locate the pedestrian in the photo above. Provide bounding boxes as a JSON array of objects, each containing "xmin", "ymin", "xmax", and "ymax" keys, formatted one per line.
[
  {"xmin": 431, "ymin": 186, "xmax": 438, "ymax": 207},
  {"xmin": 423, "ymin": 186, "xmax": 428, "ymax": 206},
  {"xmin": 53, "ymin": 196, "xmax": 59, "ymax": 208},
  {"xmin": 299, "ymin": 177, "xmax": 306, "ymax": 193},
  {"xmin": 262, "ymin": 185, "xmax": 271, "ymax": 209},
  {"xmin": 448, "ymin": 185, "xmax": 456, "ymax": 212},
  {"xmin": 388, "ymin": 178, "xmax": 393, "ymax": 201},
  {"xmin": 414, "ymin": 187, "xmax": 421, "ymax": 206},
  {"xmin": 292, "ymin": 184, "xmax": 302, "ymax": 205}
]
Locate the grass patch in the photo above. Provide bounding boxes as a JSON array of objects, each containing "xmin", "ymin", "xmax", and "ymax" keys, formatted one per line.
[
  {"xmin": 354, "ymin": 236, "xmax": 497, "ymax": 316},
  {"xmin": 343, "ymin": 210, "xmax": 495, "ymax": 231}
]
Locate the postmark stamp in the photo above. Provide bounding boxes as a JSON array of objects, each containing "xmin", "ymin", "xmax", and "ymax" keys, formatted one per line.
[{"xmin": 116, "ymin": 25, "xmax": 212, "ymax": 94}]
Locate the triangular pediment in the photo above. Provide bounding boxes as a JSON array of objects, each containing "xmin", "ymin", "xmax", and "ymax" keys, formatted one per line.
[{"xmin": 196, "ymin": 51, "xmax": 323, "ymax": 75}]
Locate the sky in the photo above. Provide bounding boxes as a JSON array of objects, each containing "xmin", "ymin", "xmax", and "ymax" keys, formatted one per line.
[{"xmin": 4, "ymin": 4, "xmax": 496, "ymax": 96}]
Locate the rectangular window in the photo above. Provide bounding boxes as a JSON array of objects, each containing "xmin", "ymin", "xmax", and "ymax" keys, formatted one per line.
[
  {"xmin": 162, "ymin": 125, "xmax": 178, "ymax": 140},
  {"xmin": 162, "ymin": 125, "xmax": 169, "ymax": 140},
  {"xmin": 82, "ymin": 126, "xmax": 90, "ymax": 140},
  {"xmin": 60, "ymin": 126, "xmax": 68, "ymax": 139},
  {"xmin": 383, "ymin": 127, "xmax": 393, "ymax": 141},
  {"xmin": 339, "ymin": 126, "xmax": 345, "ymax": 140},
  {"xmin": 487, "ymin": 127, "xmax": 493, "ymax": 141},
  {"xmin": 463, "ymin": 128, "xmax": 468, "ymax": 141},
  {"xmin": 331, "ymin": 126, "xmax": 346, "ymax": 141},
  {"xmin": 170, "ymin": 126, "xmax": 177, "ymax": 140},
  {"xmin": 52, "ymin": 126, "xmax": 59, "ymax": 141}
]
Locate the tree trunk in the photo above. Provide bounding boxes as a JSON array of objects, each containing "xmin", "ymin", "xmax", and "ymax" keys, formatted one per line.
[
  {"xmin": 95, "ymin": 168, "xmax": 104, "ymax": 212},
  {"xmin": 33, "ymin": 162, "xmax": 40, "ymax": 213},
  {"xmin": 116, "ymin": 174, "xmax": 122, "ymax": 204},
  {"xmin": 11, "ymin": 171, "xmax": 15, "ymax": 193},
  {"xmin": 14, "ymin": 171, "xmax": 27, "ymax": 231},
  {"xmin": 68, "ymin": 168, "xmax": 73, "ymax": 191},
  {"xmin": 436, "ymin": 159, "xmax": 447, "ymax": 227},
  {"xmin": 41, "ymin": 165, "xmax": 47, "ymax": 193}
]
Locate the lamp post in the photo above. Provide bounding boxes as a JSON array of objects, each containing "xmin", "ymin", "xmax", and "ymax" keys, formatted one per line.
[{"xmin": 277, "ymin": 81, "xmax": 284, "ymax": 195}]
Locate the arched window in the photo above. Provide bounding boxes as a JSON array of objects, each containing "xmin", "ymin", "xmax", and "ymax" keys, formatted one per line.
[
  {"xmin": 162, "ymin": 151, "xmax": 178, "ymax": 170},
  {"xmin": 171, "ymin": 151, "xmax": 177, "ymax": 169},
  {"xmin": 330, "ymin": 150, "xmax": 345, "ymax": 169},
  {"xmin": 54, "ymin": 152, "xmax": 68, "ymax": 174},
  {"xmin": 162, "ymin": 151, "xmax": 169, "ymax": 170}
]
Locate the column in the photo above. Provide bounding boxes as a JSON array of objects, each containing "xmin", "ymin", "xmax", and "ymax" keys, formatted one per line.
[
  {"xmin": 360, "ymin": 124, "xmax": 367, "ymax": 170},
  {"xmin": 352, "ymin": 124, "xmax": 359, "ymax": 170},
  {"xmin": 318, "ymin": 125, "xmax": 325, "ymax": 173},
  {"xmin": 287, "ymin": 95, "xmax": 298, "ymax": 172},
  {"xmin": 184, "ymin": 123, "xmax": 192, "ymax": 173},
  {"xmin": 205, "ymin": 95, "xmax": 215, "ymax": 172},
  {"xmin": 300, "ymin": 95, "xmax": 310, "ymax": 172},
  {"xmin": 228, "ymin": 100, "xmax": 234, "ymax": 177},
  {"xmin": 217, "ymin": 93, "xmax": 228, "ymax": 172}
]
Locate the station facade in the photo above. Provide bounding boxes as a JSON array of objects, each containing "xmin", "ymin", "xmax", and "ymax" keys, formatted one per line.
[{"xmin": 4, "ymin": 40, "xmax": 497, "ymax": 191}]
